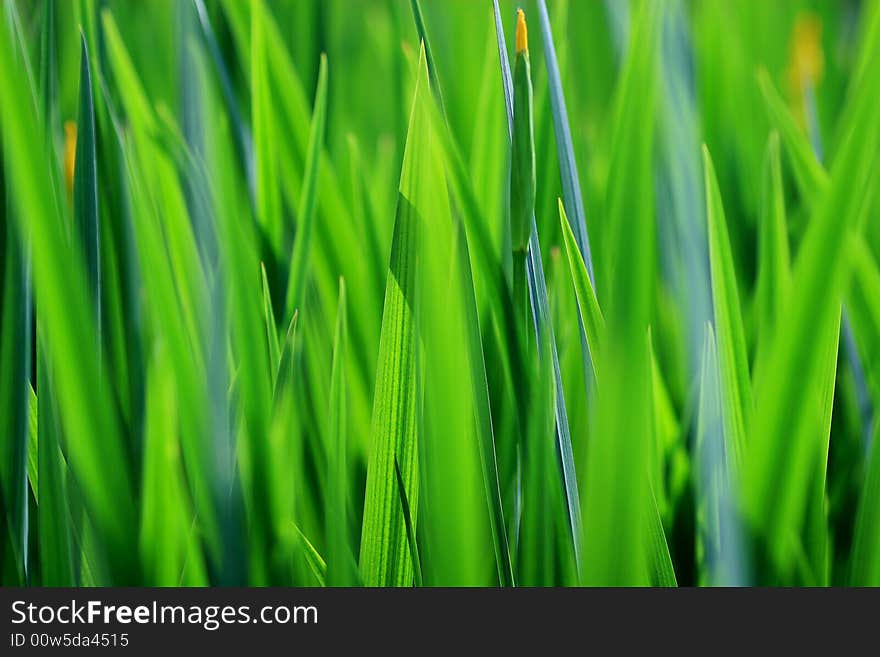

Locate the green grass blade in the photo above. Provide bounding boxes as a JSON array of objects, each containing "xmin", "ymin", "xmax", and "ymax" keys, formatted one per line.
[
  {"xmin": 0, "ymin": 21, "xmax": 137, "ymax": 582},
  {"xmin": 261, "ymin": 262, "xmax": 281, "ymax": 380},
  {"xmin": 581, "ymin": 0, "xmax": 658, "ymax": 585},
  {"xmin": 536, "ymin": 0, "xmax": 594, "ymax": 283},
  {"xmin": 358, "ymin": 46, "xmax": 431, "ymax": 587},
  {"xmin": 497, "ymin": 5, "xmax": 582, "ymax": 570},
  {"xmin": 757, "ymin": 70, "xmax": 828, "ymax": 203},
  {"xmin": 36, "ymin": 340, "xmax": 74, "ymax": 585},
  {"xmin": 191, "ymin": 0, "xmax": 255, "ymax": 202},
  {"xmin": 73, "ymin": 34, "xmax": 101, "ymax": 343},
  {"xmin": 702, "ymin": 145, "xmax": 752, "ymax": 470},
  {"xmin": 251, "ymin": 0, "xmax": 281, "ymax": 252},
  {"xmin": 0, "ymin": 225, "xmax": 30, "ymax": 583},
  {"xmin": 559, "ymin": 199, "xmax": 603, "ymax": 383},
  {"xmin": 140, "ymin": 346, "xmax": 208, "ymax": 586},
  {"xmin": 850, "ymin": 421, "xmax": 880, "ymax": 585},
  {"xmin": 646, "ymin": 487, "xmax": 677, "ymax": 587},
  {"xmin": 326, "ymin": 278, "xmax": 358, "ymax": 586},
  {"xmin": 754, "ymin": 132, "xmax": 791, "ymax": 366},
  {"xmin": 743, "ymin": 11, "xmax": 880, "ymax": 574},
  {"xmin": 285, "ymin": 53, "xmax": 328, "ymax": 320},
  {"xmin": 394, "ymin": 458, "xmax": 422, "ymax": 587}
]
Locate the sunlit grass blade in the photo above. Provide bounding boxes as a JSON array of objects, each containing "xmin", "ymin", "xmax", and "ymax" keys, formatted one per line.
[
  {"xmin": 359, "ymin": 46, "xmax": 432, "ymax": 587},
  {"xmin": 326, "ymin": 279, "xmax": 358, "ymax": 586},
  {"xmin": 251, "ymin": 0, "xmax": 281, "ymax": 253},
  {"xmin": 559, "ymin": 199, "xmax": 603, "ymax": 383},
  {"xmin": 754, "ymin": 132, "xmax": 790, "ymax": 369},
  {"xmin": 646, "ymin": 487, "xmax": 677, "ymax": 587},
  {"xmin": 285, "ymin": 53, "xmax": 328, "ymax": 320},
  {"xmin": 743, "ymin": 10, "xmax": 880, "ymax": 575},
  {"xmin": 702, "ymin": 146, "xmax": 752, "ymax": 469},
  {"xmin": 140, "ymin": 346, "xmax": 207, "ymax": 586}
]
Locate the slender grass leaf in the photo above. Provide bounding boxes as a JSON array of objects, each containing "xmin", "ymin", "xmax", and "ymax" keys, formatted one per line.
[
  {"xmin": 359, "ymin": 46, "xmax": 431, "ymax": 587},
  {"xmin": 703, "ymin": 146, "xmax": 752, "ymax": 470},
  {"xmin": 536, "ymin": 0, "xmax": 594, "ymax": 284},
  {"xmin": 850, "ymin": 421, "xmax": 880, "ymax": 585},
  {"xmin": 559, "ymin": 199, "xmax": 603, "ymax": 383},
  {"xmin": 581, "ymin": 0, "xmax": 659, "ymax": 585},
  {"xmin": 285, "ymin": 53, "xmax": 328, "ymax": 320}
]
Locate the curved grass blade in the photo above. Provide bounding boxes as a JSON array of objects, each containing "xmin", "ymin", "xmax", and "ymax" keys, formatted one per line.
[
  {"xmin": 703, "ymin": 146, "xmax": 752, "ymax": 470},
  {"xmin": 285, "ymin": 53, "xmax": 328, "ymax": 319},
  {"xmin": 293, "ymin": 522, "xmax": 327, "ymax": 587}
]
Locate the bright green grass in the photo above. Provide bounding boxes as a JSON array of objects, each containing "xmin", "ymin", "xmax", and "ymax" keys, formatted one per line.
[{"xmin": 1, "ymin": 0, "xmax": 880, "ymax": 587}]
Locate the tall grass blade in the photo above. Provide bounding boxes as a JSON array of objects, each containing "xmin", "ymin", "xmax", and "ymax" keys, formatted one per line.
[
  {"xmin": 536, "ymin": 0, "xmax": 594, "ymax": 283},
  {"xmin": 285, "ymin": 53, "xmax": 328, "ymax": 319},
  {"xmin": 702, "ymin": 146, "xmax": 752, "ymax": 469},
  {"xmin": 359, "ymin": 46, "xmax": 431, "ymax": 587}
]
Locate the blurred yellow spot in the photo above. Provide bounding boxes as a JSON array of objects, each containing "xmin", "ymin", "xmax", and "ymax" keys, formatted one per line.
[
  {"xmin": 516, "ymin": 9, "xmax": 528, "ymax": 54},
  {"xmin": 64, "ymin": 121, "xmax": 77, "ymax": 198},
  {"xmin": 788, "ymin": 13, "xmax": 824, "ymax": 94}
]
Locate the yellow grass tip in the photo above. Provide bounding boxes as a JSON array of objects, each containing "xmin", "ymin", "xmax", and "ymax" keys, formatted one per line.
[
  {"xmin": 64, "ymin": 121, "xmax": 77, "ymax": 197},
  {"xmin": 516, "ymin": 9, "xmax": 528, "ymax": 54}
]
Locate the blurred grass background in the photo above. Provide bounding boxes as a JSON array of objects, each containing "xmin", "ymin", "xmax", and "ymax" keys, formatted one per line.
[{"xmin": 1, "ymin": 0, "xmax": 879, "ymax": 586}]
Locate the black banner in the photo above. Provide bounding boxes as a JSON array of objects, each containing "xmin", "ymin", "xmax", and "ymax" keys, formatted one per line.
[{"xmin": 1, "ymin": 587, "xmax": 875, "ymax": 652}]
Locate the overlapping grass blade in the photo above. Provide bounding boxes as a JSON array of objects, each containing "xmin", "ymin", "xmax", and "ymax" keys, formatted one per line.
[
  {"xmin": 74, "ymin": 34, "xmax": 101, "ymax": 343},
  {"xmin": 559, "ymin": 199, "xmax": 603, "ymax": 383},
  {"xmin": 495, "ymin": 4, "xmax": 582, "ymax": 569},
  {"xmin": 359, "ymin": 46, "xmax": 432, "ymax": 587},
  {"xmin": 702, "ymin": 146, "xmax": 752, "ymax": 469},
  {"xmin": 754, "ymin": 132, "xmax": 790, "ymax": 366},
  {"xmin": 536, "ymin": 0, "xmax": 594, "ymax": 283},
  {"xmin": 285, "ymin": 53, "xmax": 328, "ymax": 319},
  {"xmin": 850, "ymin": 421, "xmax": 880, "ymax": 585},
  {"xmin": 326, "ymin": 279, "xmax": 358, "ymax": 586},
  {"xmin": 743, "ymin": 9, "xmax": 880, "ymax": 574},
  {"xmin": 0, "ymin": 18, "xmax": 137, "ymax": 582}
]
